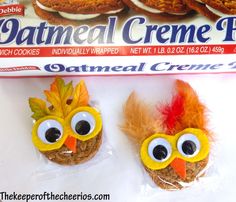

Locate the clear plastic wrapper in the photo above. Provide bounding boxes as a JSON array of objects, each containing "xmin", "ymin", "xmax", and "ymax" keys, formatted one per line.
[
  {"xmin": 121, "ymin": 79, "xmax": 213, "ymax": 190},
  {"xmin": 0, "ymin": 77, "xmax": 113, "ymax": 192}
]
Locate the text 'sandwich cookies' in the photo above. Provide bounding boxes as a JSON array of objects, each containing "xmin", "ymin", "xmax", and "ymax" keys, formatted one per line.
[
  {"xmin": 32, "ymin": 0, "xmax": 125, "ymax": 25},
  {"xmin": 185, "ymin": 0, "xmax": 236, "ymax": 21},
  {"xmin": 122, "ymin": 0, "xmax": 195, "ymax": 21}
]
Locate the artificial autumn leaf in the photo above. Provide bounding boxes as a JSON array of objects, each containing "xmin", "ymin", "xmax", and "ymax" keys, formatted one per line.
[
  {"xmin": 29, "ymin": 78, "xmax": 90, "ymax": 120},
  {"xmin": 70, "ymin": 80, "xmax": 89, "ymax": 110},
  {"xmin": 29, "ymin": 98, "xmax": 50, "ymax": 120},
  {"xmin": 44, "ymin": 77, "xmax": 73, "ymax": 118}
]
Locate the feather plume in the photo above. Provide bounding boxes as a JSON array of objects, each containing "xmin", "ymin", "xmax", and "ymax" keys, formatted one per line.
[
  {"xmin": 121, "ymin": 92, "xmax": 159, "ymax": 144},
  {"xmin": 159, "ymin": 94, "xmax": 184, "ymax": 135},
  {"xmin": 160, "ymin": 80, "xmax": 208, "ymax": 136}
]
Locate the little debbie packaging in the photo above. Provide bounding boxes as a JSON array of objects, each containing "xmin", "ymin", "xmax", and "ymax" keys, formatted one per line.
[
  {"xmin": 0, "ymin": 1, "xmax": 236, "ymax": 76},
  {"xmin": 0, "ymin": 1, "xmax": 236, "ymax": 202}
]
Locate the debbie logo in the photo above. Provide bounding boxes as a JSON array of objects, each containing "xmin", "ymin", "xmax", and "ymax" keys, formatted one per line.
[{"xmin": 0, "ymin": 0, "xmax": 24, "ymax": 17}]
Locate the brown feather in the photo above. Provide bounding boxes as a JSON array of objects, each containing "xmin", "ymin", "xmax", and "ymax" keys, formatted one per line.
[{"xmin": 121, "ymin": 92, "xmax": 159, "ymax": 144}]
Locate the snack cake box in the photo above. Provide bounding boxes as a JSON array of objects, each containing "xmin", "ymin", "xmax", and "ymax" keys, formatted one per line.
[{"xmin": 0, "ymin": 0, "xmax": 236, "ymax": 77}]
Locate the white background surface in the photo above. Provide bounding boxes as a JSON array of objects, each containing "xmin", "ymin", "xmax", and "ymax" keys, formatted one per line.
[
  {"xmin": 0, "ymin": 74, "xmax": 236, "ymax": 202},
  {"xmin": 0, "ymin": 0, "xmax": 236, "ymax": 201}
]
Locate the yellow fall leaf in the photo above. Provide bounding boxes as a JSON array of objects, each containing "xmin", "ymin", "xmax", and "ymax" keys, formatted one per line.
[
  {"xmin": 44, "ymin": 77, "xmax": 73, "ymax": 118},
  {"xmin": 29, "ymin": 78, "xmax": 90, "ymax": 120},
  {"xmin": 70, "ymin": 80, "xmax": 89, "ymax": 110},
  {"xmin": 29, "ymin": 98, "xmax": 50, "ymax": 120}
]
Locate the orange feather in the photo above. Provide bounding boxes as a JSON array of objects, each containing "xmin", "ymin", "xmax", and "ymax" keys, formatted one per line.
[
  {"xmin": 121, "ymin": 92, "xmax": 160, "ymax": 144},
  {"xmin": 160, "ymin": 80, "xmax": 209, "ymax": 136}
]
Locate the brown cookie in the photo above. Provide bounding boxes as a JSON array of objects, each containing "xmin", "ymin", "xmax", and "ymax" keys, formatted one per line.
[
  {"xmin": 202, "ymin": 0, "xmax": 236, "ymax": 15},
  {"xmin": 123, "ymin": 0, "xmax": 195, "ymax": 21},
  {"xmin": 145, "ymin": 157, "xmax": 208, "ymax": 190},
  {"xmin": 33, "ymin": 0, "xmax": 125, "ymax": 25},
  {"xmin": 185, "ymin": 0, "xmax": 236, "ymax": 21},
  {"xmin": 32, "ymin": 0, "xmax": 99, "ymax": 26},
  {"xmin": 121, "ymin": 81, "xmax": 211, "ymax": 190},
  {"xmin": 42, "ymin": 132, "xmax": 102, "ymax": 165},
  {"xmin": 29, "ymin": 78, "xmax": 103, "ymax": 166},
  {"xmin": 37, "ymin": 0, "xmax": 124, "ymax": 14}
]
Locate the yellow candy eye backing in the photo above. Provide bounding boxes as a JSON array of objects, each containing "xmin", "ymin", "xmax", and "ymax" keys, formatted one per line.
[
  {"xmin": 176, "ymin": 129, "xmax": 210, "ymax": 163},
  {"xmin": 141, "ymin": 133, "xmax": 175, "ymax": 170},
  {"xmin": 140, "ymin": 128, "xmax": 210, "ymax": 170},
  {"xmin": 32, "ymin": 116, "xmax": 68, "ymax": 151},
  {"xmin": 66, "ymin": 106, "xmax": 102, "ymax": 141}
]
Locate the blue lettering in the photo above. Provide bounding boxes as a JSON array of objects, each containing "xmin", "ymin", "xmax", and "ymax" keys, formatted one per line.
[
  {"xmin": 155, "ymin": 25, "xmax": 170, "ymax": 43},
  {"xmin": 87, "ymin": 25, "xmax": 107, "ymax": 44},
  {"xmin": 73, "ymin": 26, "xmax": 89, "ymax": 44},
  {"xmin": 46, "ymin": 26, "xmax": 73, "ymax": 44},
  {"xmin": 216, "ymin": 17, "xmax": 236, "ymax": 41},
  {"xmin": 122, "ymin": 17, "xmax": 145, "ymax": 44},
  {"xmin": 0, "ymin": 18, "xmax": 18, "ymax": 44},
  {"xmin": 197, "ymin": 25, "xmax": 211, "ymax": 42},
  {"xmin": 16, "ymin": 27, "xmax": 36, "ymax": 45},
  {"xmin": 171, "ymin": 25, "xmax": 195, "ymax": 43},
  {"xmin": 150, "ymin": 62, "xmax": 170, "ymax": 71},
  {"xmin": 44, "ymin": 64, "xmax": 65, "ymax": 72}
]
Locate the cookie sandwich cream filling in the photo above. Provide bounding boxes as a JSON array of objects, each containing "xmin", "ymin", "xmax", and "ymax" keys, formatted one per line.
[
  {"xmin": 196, "ymin": 0, "xmax": 203, "ymax": 3},
  {"xmin": 36, "ymin": 0, "xmax": 57, "ymax": 12},
  {"xmin": 205, "ymin": 5, "xmax": 230, "ymax": 17},
  {"xmin": 36, "ymin": 0, "xmax": 123, "ymax": 20},
  {"xmin": 130, "ymin": 0, "xmax": 187, "ymax": 15},
  {"xmin": 194, "ymin": 0, "xmax": 230, "ymax": 17},
  {"xmin": 59, "ymin": 12, "xmax": 101, "ymax": 20}
]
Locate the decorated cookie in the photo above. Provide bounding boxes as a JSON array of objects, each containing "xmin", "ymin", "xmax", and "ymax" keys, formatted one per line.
[
  {"xmin": 32, "ymin": 0, "xmax": 125, "ymax": 25},
  {"xmin": 121, "ymin": 80, "xmax": 212, "ymax": 190},
  {"xmin": 29, "ymin": 78, "xmax": 102, "ymax": 165},
  {"xmin": 122, "ymin": 0, "xmax": 195, "ymax": 21},
  {"xmin": 185, "ymin": 0, "xmax": 236, "ymax": 21}
]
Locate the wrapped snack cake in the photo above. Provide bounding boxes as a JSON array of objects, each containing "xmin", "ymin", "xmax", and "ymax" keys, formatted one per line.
[
  {"xmin": 122, "ymin": 0, "xmax": 195, "ymax": 21},
  {"xmin": 121, "ymin": 80, "xmax": 212, "ymax": 189},
  {"xmin": 185, "ymin": 0, "xmax": 236, "ymax": 21},
  {"xmin": 32, "ymin": 0, "xmax": 125, "ymax": 25},
  {"xmin": 29, "ymin": 78, "xmax": 103, "ymax": 165}
]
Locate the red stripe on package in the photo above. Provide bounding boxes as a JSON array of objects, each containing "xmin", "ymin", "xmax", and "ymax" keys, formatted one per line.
[
  {"xmin": 0, "ymin": 66, "xmax": 39, "ymax": 72},
  {"xmin": 0, "ymin": 45, "xmax": 235, "ymax": 58}
]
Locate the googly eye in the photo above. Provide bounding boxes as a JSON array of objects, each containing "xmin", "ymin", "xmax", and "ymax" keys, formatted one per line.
[
  {"xmin": 37, "ymin": 119, "xmax": 63, "ymax": 144},
  {"xmin": 148, "ymin": 138, "xmax": 172, "ymax": 162},
  {"xmin": 177, "ymin": 133, "xmax": 200, "ymax": 157},
  {"xmin": 71, "ymin": 111, "xmax": 95, "ymax": 136}
]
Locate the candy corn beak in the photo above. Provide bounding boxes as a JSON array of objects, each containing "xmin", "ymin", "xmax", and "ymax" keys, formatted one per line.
[
  {"xmin": 170, "ymin": 158, "xmax": 186, "ymax": 180},
  {"xmin": 64, "ymin": 136, "xmax": 77, "ymax": 153}
]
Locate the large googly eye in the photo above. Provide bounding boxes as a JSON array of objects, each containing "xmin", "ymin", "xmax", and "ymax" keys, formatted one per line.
[
  {"xmin": 71, "ymin": 111, "xmax": 95, "ymax": 136},
  {"xmin": 177, "ymin": 133, "xmax": 200, "ymax": 157},
  {"xmin": 148, "ymin": 138, "xmax": 172, "ymax": 162},
  {"xmin": 37, "ymin": 119, "xmax": 63, "ymax": 144}
]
